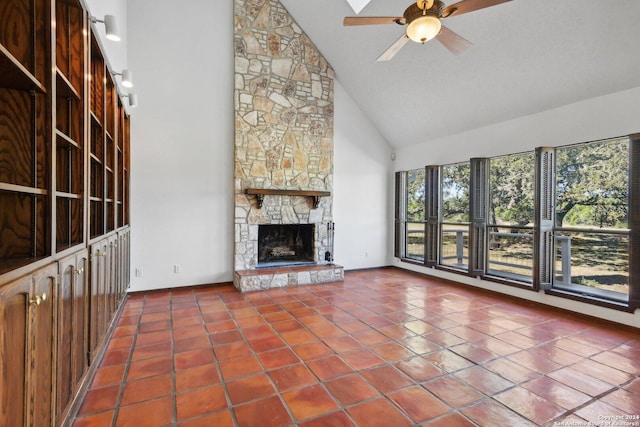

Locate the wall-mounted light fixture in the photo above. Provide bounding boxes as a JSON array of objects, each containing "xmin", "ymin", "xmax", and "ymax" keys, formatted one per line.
[
  {"xmin": 91, "ymin": 15, "xmax": 120, "ymax": 41},
  {"xmin": 123, "ymin": 93, "xmax": 138, "ymax": 108},
  {"xmin": 112, "ymin": 69, "xmax": 133, "ymax": 88}
]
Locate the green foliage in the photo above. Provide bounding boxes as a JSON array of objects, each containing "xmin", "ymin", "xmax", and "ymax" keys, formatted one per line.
[
  {"xmin": 442, "ymin": 163, "xmax": 470, "ymax": 222},
  {"xmin": 406, "ymin": 169, "xmax": 425, "ymax": 221},
  {"xmin": 490, "ymin": 153, "xmax": 535, "ymax": 226},
  {"xmin": 555, "ymin": 138, "xmax": 629, "ymax": 228}
]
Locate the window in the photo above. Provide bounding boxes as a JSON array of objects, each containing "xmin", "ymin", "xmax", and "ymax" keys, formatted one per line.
[
  {"xmin": 553, "ymin": 138, "xmax": 630, "ymax": 301},
  {"xmin": 440, "ymin": 162, "xmax": 470, "ymax": 270},
  {"xmin": 488, "ymin": 152, "xmax": 535, "ymax": 284},
  {"xmin": 405, "ymin": 169, "xmax": 426, "ymax": 261},
  {"xmin": 395, "ymin": 133, "xmax": 639, "ymax": 310}
]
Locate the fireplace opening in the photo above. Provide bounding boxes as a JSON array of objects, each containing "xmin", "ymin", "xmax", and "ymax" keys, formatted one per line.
[{"xmin": 258, "ymin": 224, "xmax": 315, "ymax": 267}]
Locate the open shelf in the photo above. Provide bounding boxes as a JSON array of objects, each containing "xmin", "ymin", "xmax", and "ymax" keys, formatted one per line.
[{"xmin": 0, "ymin": 45, "xmax": 46, "ymax": 93}]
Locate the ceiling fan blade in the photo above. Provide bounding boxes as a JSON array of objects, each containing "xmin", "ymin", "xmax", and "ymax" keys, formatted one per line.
[
  {"xmin": 344, "ymin": 16, "xmax": 403, "ymax": 26},
  {"xmin": 377, "ymin": 34, "xmax": 410, "ymax": 62},
  {"xmin": 436, "ymin": 25, "xmax": 473, "ymax": 55},
  {"xmin": 442, "ymin": 0, "xmax": 511, "ymax": 18}
]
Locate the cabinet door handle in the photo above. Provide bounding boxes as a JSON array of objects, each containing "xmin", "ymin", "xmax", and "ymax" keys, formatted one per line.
[
  {"xmin": 74, "ymin": 268, "xmax": 84, "ymax": 275},
  {"xmin": 29, "ymin": 293, "xmax": 47, "ymax": 306}
]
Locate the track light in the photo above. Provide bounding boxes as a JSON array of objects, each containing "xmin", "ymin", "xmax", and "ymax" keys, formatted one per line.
[
  {"xmin": 91, "ymin": 15, "xmax": 120, "ymax": 41},
  {"xmin": 113, "ymin": 69, "xmax": 133, "ymax": 88},
  {"xmin": 123, "ymin": 93, "xmax": 138, "ymax": 108}
]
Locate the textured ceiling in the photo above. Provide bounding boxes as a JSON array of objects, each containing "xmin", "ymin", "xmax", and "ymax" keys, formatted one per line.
[{"xmin": 279, "ymin": 0, "xmax": 640, "ymax": 149}]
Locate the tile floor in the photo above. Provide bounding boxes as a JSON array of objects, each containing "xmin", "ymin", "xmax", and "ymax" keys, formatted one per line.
[{"xmin": 72, "ymin": 268, "xmax": 640, "ymax": 426}]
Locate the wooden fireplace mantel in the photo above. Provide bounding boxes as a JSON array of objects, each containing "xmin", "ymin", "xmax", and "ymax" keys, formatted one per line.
[{"xmin": 245, "ymin": 188, "xmax": 331, "ymax": 209}]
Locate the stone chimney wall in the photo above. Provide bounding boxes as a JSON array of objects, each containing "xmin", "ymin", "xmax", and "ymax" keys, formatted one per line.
[{"xmin": 234, "ymin": 0, "xmax": 335, "ymax": 273}]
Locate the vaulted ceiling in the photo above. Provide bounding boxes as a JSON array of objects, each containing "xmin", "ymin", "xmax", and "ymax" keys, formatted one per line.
[{"xmin": 279, "ymin": 0, "xmax": 640, "ymax": 149}]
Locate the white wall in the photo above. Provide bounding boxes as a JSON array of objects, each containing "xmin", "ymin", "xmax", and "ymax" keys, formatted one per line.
[
  {"xmin": 393, "ymin": 86, "xmax": 640, "ymax": 328},
  {"xmin": 334, "ymin": 81, "xmax": 394, "ymax": 269},
  {"xmin": 126, "ymin": 1, "xmax": 393, "ymax": 291}
]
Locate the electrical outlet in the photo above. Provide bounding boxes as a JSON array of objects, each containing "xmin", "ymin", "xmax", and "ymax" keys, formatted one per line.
[
  {"xmin": 174, "ymin": 264, "xmax": 181, "ymax": 274},
  {"xmin": 135, "ymin": 267, "xmax": 143, "ymax": 277}
]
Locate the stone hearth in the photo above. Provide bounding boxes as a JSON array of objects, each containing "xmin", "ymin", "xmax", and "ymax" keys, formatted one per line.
[{"xmin": 233, "ymin": 0, "xmax": 344, "ymax": 291}]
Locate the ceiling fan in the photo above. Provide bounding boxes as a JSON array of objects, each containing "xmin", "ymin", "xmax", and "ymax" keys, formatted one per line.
[{"xmin": 344, "ymin": 0, "xmax": 512, "ymax": 61}]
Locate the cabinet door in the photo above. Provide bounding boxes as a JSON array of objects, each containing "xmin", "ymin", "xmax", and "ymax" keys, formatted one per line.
[
  {"xmin": 0, "ymin": 276, "xmax": 31, "ymax": 427},
  {"xmin": 30, "ymin": 264, "xmax": 57, "ymax": 427},
  {"xmin": 56, "ymin": 249, "xmax": 88, "ymax": 421},
  {"xmin": 89, "ymin": 239, "xmax": 108, "ymax": 362}
]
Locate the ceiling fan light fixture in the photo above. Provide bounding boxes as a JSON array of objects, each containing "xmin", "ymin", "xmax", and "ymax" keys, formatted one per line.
[{"xmin": 406, "ymin": 14, "xmax": 441, "ymax": 43}]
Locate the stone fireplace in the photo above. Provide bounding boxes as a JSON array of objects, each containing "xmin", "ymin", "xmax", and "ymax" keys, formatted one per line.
[{"xmin": 233, "ymin": 0, "xmax": 344, "ymax": 291}]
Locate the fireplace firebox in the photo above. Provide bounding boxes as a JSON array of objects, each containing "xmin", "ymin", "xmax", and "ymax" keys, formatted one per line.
[{"xmin": 258, "ymin": 224, "xmax": 315, "ymax": 267}]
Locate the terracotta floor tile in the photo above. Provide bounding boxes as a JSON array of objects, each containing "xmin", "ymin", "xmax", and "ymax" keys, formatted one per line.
[
  {"xmin": 269, "ymin": 364, "xmax": 318, "ymax": 392},
  {"xmin": 325, "ymin": 374, "xmax": 380, "ymax": 405},
  {"xmin": 494, "ymin": 386, "xmax": 565, "ymax": 425},
  {"xmin": 233, "ymin": 395, "xmax": 292, "ymax": 427},
  {"xmin": 293, "ymin": 341, "xmax": 334, "ymax": 361},
  {"xmin": 282, "ymin": 384, "xmax": 341, "ymax": 422},
  {"xmin": 484, "ymin": 357, "xmax": 539, "ymax": 384},
  {"xmin": 454, "ymin": 366, "xmax": 514, "ymax": 395},
  {"xmin": 139, "ymin": 319, "xmax": 171, "ymax": 333},
  {"xmin": 340, "ymin": 348, "xmax": 386, "ymax": 370},
  {"xmin": 175, "ymin": 364, "xmax": 221, "ymax": 393},
  {"xmin": 575, "ymin": 400, "xmax": 625, "ymax": 424},
  {"xmin": 347, "ymin": 398, "xmax": 413, "ymax": 427},
  {"xmin": 600, "ymin": 388, "xmax": 640, "ymax": 414},
  {"xmin": 248, "ymin": 335, "xmax": 287, "ymax": 352},
  {"xmin": 372, "ymin": 342, "xmax": 414, "ymax": 362},
  {"xmin": 324, "ymin": 335, "xmax": 362, "ymax": 353},
  {"xmin": 174, "ymin": 335, "xmax": 212, "ymax": 354},
  {"xmin": 389, "ymin": 385, "xmax": 450, "ymax": 423},
  {"xmin": 299, "ymin": 410, "xmax": 355, "ymax": 427},
  {"xmin": 352, "ymin": 329, "xmax": 391, "ymax": 346},
  {"xmin": 73, "ymin": 272, "xmax": 640, "ymax": 427},
  {"xmin": 174, "ymin": 348, "xmax": 215, "ymax": 371},
  {"xmin": 134, "ymin": 330, "xmax": 172, "ymax": 347},
  {"xmin": 396, "ymin": 356, "xmax": 444, "ymax": 382},
  {"xmin": 399, "ymin": 336, "xmax": 441, "ymax": 355},
  {"xmin": 120, "ymin": 374, "xmax": 172, "ymax": 406},
  {"xmin": 422, "ymin": 412, "xmax": 476, "ymax": 427},
  {"xmin": 213, "ymin": 341, "xmax": 254, "ymax": 361},
  {"xmin": 307, "ymin": 355, "xmax": 353, "ymax": 380},
  {"xmin": 280, "ymin": 329, "xmax": 318, "ymax": 346},
  {"xmin": 423, "ymin": 349, "xmax": 475, "ymax": 373},
  {"xmin": 426, "ymin": 375, "xmax": 485, "ymax": 407},
  {"xmin": 360, "ymin": 365, "xmax": 414, "ymax": 393},
  {"xmin": 522, "ymin": 375, "xmax": 591, "ymax": 410},
  {"xmin": 131, "ymin": 341, "xmax": 172, "ymax": 361},
  {"xmin": 257, "ymin": 347, "xmax": 300, "ymax": 370},
  {"xmin": 461, "ymin": 399, "xmax": 535, "ymax": 427},
  {"xmin": 226, "ymin": 373, "xmax": 277, "ymax": 405},
  {"xmin": 100, "ymin": 348, "xmax": 131, "ymax": 367},
  {"xmin": 72, "ymin": 410, "xmax": 114, "ymax": 427},
  {"xmin": 107, "ymin": 335, "xmax": 135, "ymax": 351},
  {"xmin": 547, "ymin": 366, "xmax": 616, "ymax": 396},
  {"xmin": 78, "ymin": 384, "xmax": 121, "ymax": 415},
  {"xmin": 219, "ymin": 355, "xmax": 263, "ymax": 380},
  {"xmin": 177, "ymin": 409, "xmax": 235, "ymax": 427},
  {"xmin": 209, "ymin": 329, "xmax": 244, "ymax": 345},
  {"xmin": 115, "ymin": 396, "xmax": 174, "ymax": 426},
  {"xmin": 126, "ymin": 356, "xmax": 172, "ymax": 381},
  {"xmin": 90, "ymin": 364, "xmax": 126, "ymax": 388}
]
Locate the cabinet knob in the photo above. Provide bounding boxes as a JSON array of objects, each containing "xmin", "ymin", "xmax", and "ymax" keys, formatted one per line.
[
  {"xmin": 29, "ymin": 293, "xmax": 47, "ymax": 306},
  {"xmin": 74, "ymin": 268, "xmax": 84, "ymax": 275}
]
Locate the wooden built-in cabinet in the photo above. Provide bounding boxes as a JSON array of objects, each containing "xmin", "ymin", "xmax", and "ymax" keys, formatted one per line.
[{"xmin": 0, "ymin": 0, "xmax": 132, "ymax": 425}]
